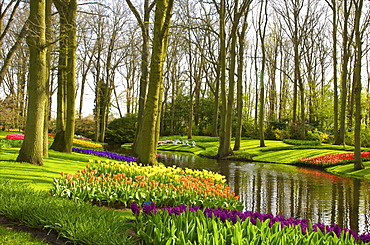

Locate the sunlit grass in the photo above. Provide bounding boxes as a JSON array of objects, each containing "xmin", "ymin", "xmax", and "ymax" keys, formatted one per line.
[
  {"xmin": 327, "ymin": 161, "xmax": 370, "ymax": 180},
  {"xmin": 0, "ymin": 225, "xmax": 48, "ymax": 245},
  {"xmin": 0, "ymin": 148, "xmax": 110, "ymax": 191}
]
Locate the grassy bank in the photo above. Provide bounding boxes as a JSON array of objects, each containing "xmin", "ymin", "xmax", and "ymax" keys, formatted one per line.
[
  {"xmin": 153, "ymin": 136, "xmax": 370, "ymax": 180},
  {"xmin": 1, "ymin": 133, "xmax": 370, "ymax": 244}
]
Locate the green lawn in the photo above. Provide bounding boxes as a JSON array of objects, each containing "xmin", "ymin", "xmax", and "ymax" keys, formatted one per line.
[
  {"xmin": 0, "ymin": 148, "xmax": 110, "ymax": 191},
  {"xmin": 1, "ymin": 136, "xmax": 370, "ymax": 244},
  {"xmin": 155, "ymin": 137, "xmax": 370, "ymax": 181}
]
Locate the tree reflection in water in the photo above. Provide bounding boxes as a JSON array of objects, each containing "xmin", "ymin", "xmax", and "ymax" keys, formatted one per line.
[{"xmin": 157, "ymin": 153, "xmax": 370, "ymax": 234}]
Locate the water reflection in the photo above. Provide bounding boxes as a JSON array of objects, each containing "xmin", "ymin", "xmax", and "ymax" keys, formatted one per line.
[{"xmin": 157, "ymin": 153, "xmax": 370, "ymax": 234}]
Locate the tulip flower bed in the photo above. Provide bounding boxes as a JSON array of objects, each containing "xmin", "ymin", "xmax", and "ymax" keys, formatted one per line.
[
  {"xmin": 51, "ymin": 161, "xmax": 242, "ymax": 210},
  {"xmin": 129, "ymin": 202, "xmax": 370, "ymax": 245},
  {"xmin": 72, "ymin": 148, "xmax": 137, "ymax": 162},
  {"xmin": 5, "ymin": 133, "xmax": 24, "ymax": 140},
  {"xmin": 72, "ymin": 138, "xmax": 103, "ymax": 149},
  {"xmin": 74, "ymin": 135, "xmax": 92, "ymax": 141},
  {"xmin": 294, "ymin": 152, "xmax": 370, "ymax": 168}
]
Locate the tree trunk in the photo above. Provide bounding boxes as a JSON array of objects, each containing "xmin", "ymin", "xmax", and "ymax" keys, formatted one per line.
[
  {"xmin": 338, "ymin": 0, "xmax": 351, "ymax": 145},
  {"xmin": 234, "ymin": 15, "xmax": 248, "ymax": 151},
  {"xmin": 127, "ymin": 0, "xmax": 154, "ymax": 155},
  {"xmin": 217, "ymin": 0, "xmax": 229, "ymax": 157},
  {"xmin": 353, "ymin": 0, "xmax": 364, "ymax": 170},
  {"xmin": 43, "ymin": 0, "xmax": 52, "ymax": 157},
  {"xmin": 50, "ymin": 0, "xmax": 77, "ymax": 153},
  {"xmin": 135, "ymin": 0, "xmax": 173, "ymax": 164},
  {"xmin": 17, "ymin": 0, "xmax": 47, "ymax": 165}
]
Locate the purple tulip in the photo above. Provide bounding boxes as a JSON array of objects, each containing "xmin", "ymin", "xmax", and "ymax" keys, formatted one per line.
[
  {"xmin": 130, "ymin": 202, "xmax": 370, "ymax": 243},
  {"xmin": 72, "ymin": 148, "xmax": 137, "ymax": 162},
  {"xmin": 131, "ymin": 202, "xmax": 140, "ymax": 216}
]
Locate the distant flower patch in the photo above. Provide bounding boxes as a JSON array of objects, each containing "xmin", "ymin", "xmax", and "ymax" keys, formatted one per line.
[
  {"xmin": 72, "ymin": 148, "xmax": 137, "ymax": 162},
  {"xmin": 73, "ymin": 139, "xmax": 102, "ymax": 149},
  {"xmin": 295, "ymin": 152, "xmax": 370, "ymax": 168},
  {"xmin": 74, "ymin": 135, "xmax": 92, "ymax": 141},
  {"xmin": 5, "ymin": 134, "xmax": 24, "ymax": 140}
]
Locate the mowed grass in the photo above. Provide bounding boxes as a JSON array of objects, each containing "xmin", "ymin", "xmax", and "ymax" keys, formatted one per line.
[
  {"xmin": 156, "ymin": 137, "xmax": 370, "ymax": 180},
  {"xmin": 0, "ymin": 148, "xmax": 110, "ymax": 191}
]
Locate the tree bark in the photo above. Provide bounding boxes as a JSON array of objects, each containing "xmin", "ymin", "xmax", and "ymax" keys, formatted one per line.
[
  {"xmin": 353, "ymin": 0, "xmax": 364, "ymax": 170},
  {"xmin": 17, "ymin": 0, "xmax": 47, "ymax": 165},
  {"xmin": 135, "ymin": 0, "xmax": 173, "ymax": 164}
]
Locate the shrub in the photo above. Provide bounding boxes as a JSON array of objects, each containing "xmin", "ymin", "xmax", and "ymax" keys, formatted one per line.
[
  {"xmin": 105, "ymin": 116, "xmax": 137, "ymax": 145},
  {"xmin": 0, "ymin": 139, "xmax": 23, "ymax": 148},
  {"xmin": 283, "ymin": 139, "xmax": 321, "ymax": 146},
  {"xmin": 74, "ymin": 116, "xmax": 95, "ymax": 140},
  {"xmin": 306, "ymin": 129, "xmax": 329, "ymax": 143},
  {"xmin": 273, "ymin": 128, "xmax": 291, "ymax": 140}
]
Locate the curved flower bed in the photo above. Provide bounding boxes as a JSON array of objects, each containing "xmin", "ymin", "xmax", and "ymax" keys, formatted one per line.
[
  {"xmin": 72, "ymin": 148, "xmax": 137, "ymax": 162},
  {"xmin": 51, "ymin": 161, "xmax": 241, "ymax": 210},
  {"xmin": 295, "ymin": 152, "xmax": 370, "ymax": 168},
  {"xmin": 72, "ymin": 139, "xmax": 102, "ymax": 149},
  {"xmin": 130, "ymin": 202, "xmax": 370, "ymax": 244}
]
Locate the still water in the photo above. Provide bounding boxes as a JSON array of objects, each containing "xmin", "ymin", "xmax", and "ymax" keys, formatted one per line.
[{"xmin": 157, "ymin": 153, "xmax": 370, "ymax": 235}]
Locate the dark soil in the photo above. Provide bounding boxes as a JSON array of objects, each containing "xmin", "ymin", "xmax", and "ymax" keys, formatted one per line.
[{"xmin": 0, "ymin": 216, "xmax": 73, "ymax": 245}]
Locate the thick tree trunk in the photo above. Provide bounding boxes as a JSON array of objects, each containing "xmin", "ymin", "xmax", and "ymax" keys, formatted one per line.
[
  {"xmin": 128, "ymin": 0, "xmax": 153, "ymax": 155},
  {"xmin": 17, "ymin": 0, "xmax": 47, "ymax": 165},
  {"xmin": 135, "ymin": 0, "xmax": 173, "ymax": 164}
]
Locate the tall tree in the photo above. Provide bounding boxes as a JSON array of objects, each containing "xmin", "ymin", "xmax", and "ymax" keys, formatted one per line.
[
  {"xmin": 353, "ymin": 0, "xmax": 364, "ymax": 170},
  {"xmin": 258, "ymin": 0, "xmax": 267, "ymax": 147},
  {"xmin": 16, "ymin": 0, "xmax": 47, "ymax": 165},
  {"xmin": 50, "ymin": 0, "xmax": 77, "ymax": 153},
  {"xmin": 126, "ymin": 0, "xmax": 155, "ymax": 155},
  {"xmin": 134, "ymin": 0, "xmax": 174, "ymax": 164},
  {"xmin": 325, "ymin": 0, "xmax": 340, "ymax": 144},
  {"xmin": 338, "ymin": 0, "xmax": 353, "ymax": 145},
  {"xmin": 233, "ymin": 13, "xmax": 248, "ymax": 151},
  {"xmin": 216, "ymin": 0, "xmax": 228, "ymax": 157}
]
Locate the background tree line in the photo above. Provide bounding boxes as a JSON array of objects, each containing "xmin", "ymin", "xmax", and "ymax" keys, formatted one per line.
[{"xmin": 0, "ymin": 0, "xmax": 369, "ymax": 166}]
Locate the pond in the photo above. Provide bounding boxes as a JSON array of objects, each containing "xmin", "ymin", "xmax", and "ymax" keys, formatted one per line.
[{"xmin": 157, "ymin": 152, "xmax": 370, "ymax": 235}]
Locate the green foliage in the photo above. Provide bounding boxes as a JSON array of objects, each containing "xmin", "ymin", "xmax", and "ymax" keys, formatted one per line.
[
  {"xmin": 306, "ymin": 129, "xmax": 330, "ymax": 143},
  {"xmin": 0, "ymin": 179, "xmax": 133, "ymax": 245},
  {"xmin": 0, "ymin": 225, "xmax": 48, "ymax": 245},
  {"xmin": 105, "ymin": 115, "xmax": 137, "ymax": 145},
  {"xmin": 272, "ymin": 128, "xmax": 291, "ymax": 140},
  {"xmin": 283, "ymin": 139, "xmax": 321, "ymax": 146},
  {"xmin": 0, "ymin": 139, "xmax": 23, "ymax": 148},
  {"xmin": 74, "ymin": 116, "xmax": 95, "ymax": 140},
  {"xmin": 346, "ymin": 128, "xmax": 370, "ymax": 148},
  {"xmin": 130, "ymin": 209, "xmax": 363, "ymax": 245}
]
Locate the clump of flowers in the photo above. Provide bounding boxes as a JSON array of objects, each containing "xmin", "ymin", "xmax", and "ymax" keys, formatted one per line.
[
  {"xmin": 5, "ymin": 134, "xmax": 24, "ymax": 140},
  {"xmin": 131, "ymin": 202, "xmax": 370, "ymax": 244},
  {"xmin": 72, "ymin": 148, "xmax": 137, "ymax": 163},
  {"xmin": 51, "ymin": 161, "xmax": 241, "ymax": 210},
  {"xmin": 295, "ymin": 152, "xmax": 370, "ymax": 168},
  {"xmin": 72, "ymin": 139, "xmax": 102, "ymax": 149},
  {"xmin": 74, "ymin": 135, "xmax": 92, "ymax": 141}
]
